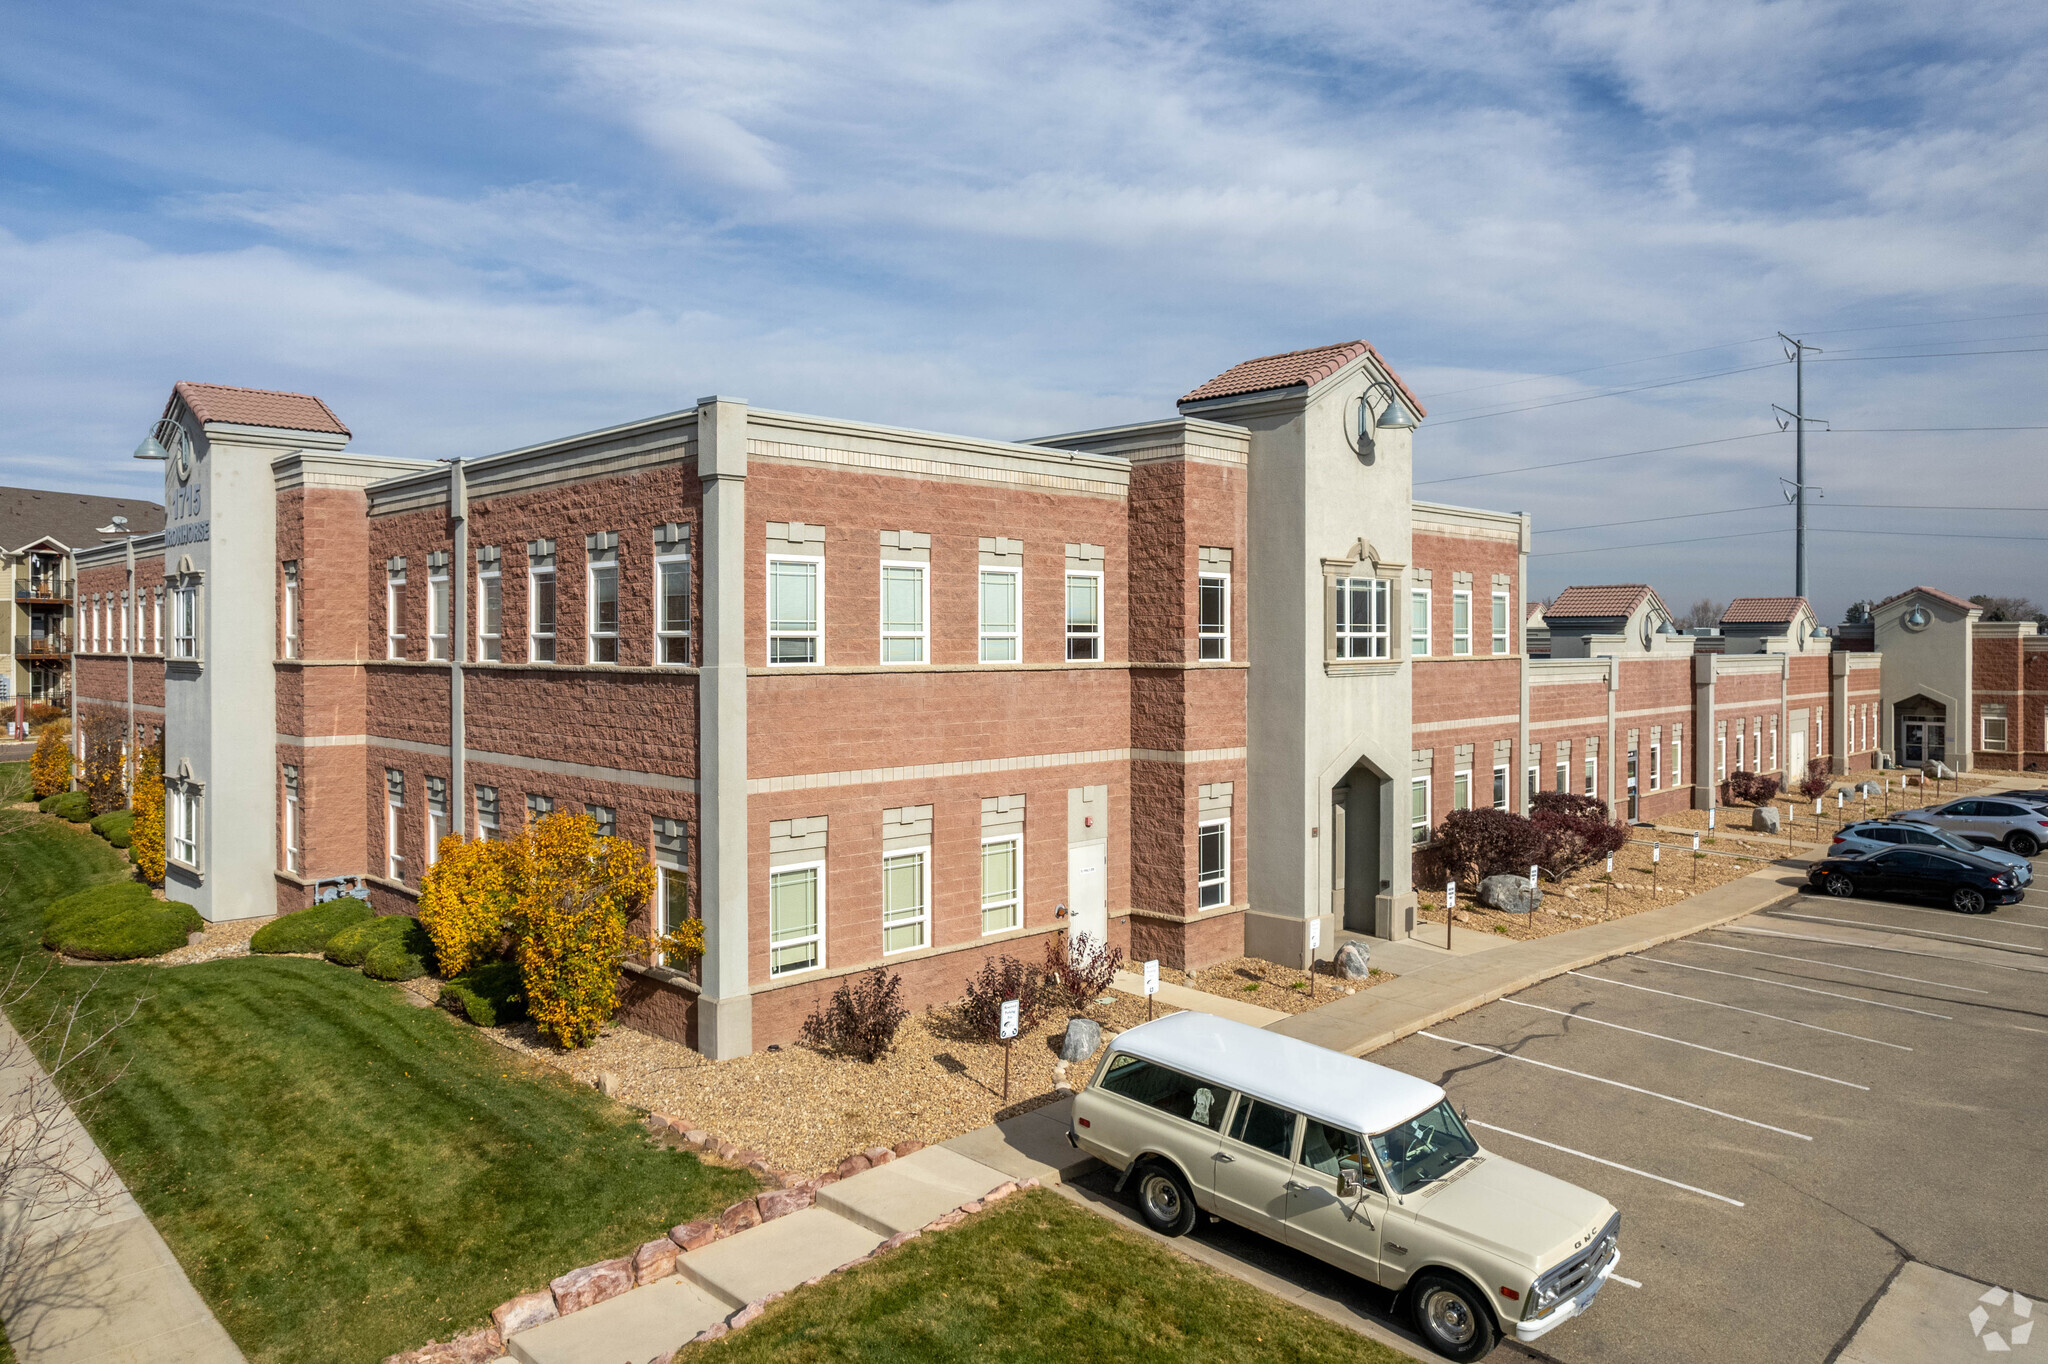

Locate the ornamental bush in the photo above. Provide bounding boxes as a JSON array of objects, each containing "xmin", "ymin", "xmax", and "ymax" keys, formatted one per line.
[
  {"xmin": 78, "ymin": 711, "xmax": 127, "ymax": 815},
  {"xmin": 91, "ymin": 809, "xmax": 134, "ymax": 848},
  {"xmin": 42, "ymin": 882, "xmax": 202, "ymax": 960},
  {"xmin": 959, "ymin": 954, "xmax": 1048, "ymax": 1042},
  {"xmin": 416, "ymin": 833, "xmax": 520, "ymax": 979},
  {"xmin": 1727, "ymin": 771, "xmax": 1781, "ymax": 805},
  {"xmin": 325, "ymin": 913, "xmax": 436, "ymax": 980},
  {"xmin": 30, "ymin": 724, "xmax": 71, "ymax": 799},
  {"xmin": 1529, "ymin": 790, "xmax": 1630, "ymax": 878},
  {"xmin": 1797, "ymin": 759, "xmax": 1831, "ymax": 800},
  {"xmin": 39, "ymin": 791, "xmax": 91, "ymax": 823},
  {"xmin": 1042, "ymin": 931, "xmax": 1123, "ymax": 1008},
  {"xmin": 514, "ymin": 812, "xmax": 654, "ymax": 1049},
  {"xmin": 131, "ymin": 746, "xmax": 165, "ymax": 886},
  {"xmin": 1433, "ymin": 807, "xmax": 1547, "ymax": 887},
  {"xmin": 799, "ymin": 967, "xmax": 908, "ymax": 1062},
  {"xmin": 439, "ymin": 960, "xmax": 528, "ymax": 1027},
  {"xmin": 250, "ymin": 899, "xmax": 373, "ymax": 954}
]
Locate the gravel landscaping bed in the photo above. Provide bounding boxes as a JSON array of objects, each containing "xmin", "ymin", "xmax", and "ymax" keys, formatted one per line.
[
  {"xmin": 479, "ymin": 992, "xmax": 1179, "ymax": 1177},
  {"xmin": 147, "ymin": 913, "xmax": 274, "ymax": 966},
  {"xmin": 1183, "ymin": 954, "xmax": 1396, "ymax": 1015}
]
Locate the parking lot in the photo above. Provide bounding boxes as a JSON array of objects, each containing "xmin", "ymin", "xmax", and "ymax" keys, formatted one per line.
[{"xmin": 1366, "ymin": 855, "xmax": 2048, "ymax": 1363}]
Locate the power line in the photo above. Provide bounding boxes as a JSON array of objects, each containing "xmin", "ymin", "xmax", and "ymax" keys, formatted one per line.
[
  {"xmin": 1425, "ymin": 361, "xmax": 1785, "ymax": 424},
  {"xmin": 1414, "ymin": 431, "xmax": 1780, "ymax": 486},
  {"xmin": 1536, "ymin": 501, "xmax": 2048, "ymax": 535},
  {"xmin": 1821, "ymin": 425, "xmax": 2048, "ymax": 432},
  {"xmin": 1415, "ymin": 337, "xmax": 1776, "ymax": 401},
  {"xmin": 1533, "ymin": 525, "xmax": 2048, "ymax": 558},
  {"xmin": 1814, "ymin": 346, "xmax": 2048, "ymax": 362},
  {"xmin": 1794, "ymin": 308, "xmax": 2048, "ymax": 339}
]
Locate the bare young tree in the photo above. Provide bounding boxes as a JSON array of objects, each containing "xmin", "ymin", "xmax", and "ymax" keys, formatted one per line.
[
  {"xmin": 1680, "ymin": 598, "xmax": 1727, "ymax": 629},
  {"xmin": 1970, "ymin": 594, "xmax": 2047, "ymax": 625}
]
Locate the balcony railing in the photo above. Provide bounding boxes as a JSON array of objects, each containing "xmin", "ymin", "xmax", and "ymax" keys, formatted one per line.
[
  {"xmin": 15, "ymin": 582, "xmax": 72, "ymax": 603},
  {"xmin": 14, "ymin": 635, "xmax": 71, "ymax": 657}
]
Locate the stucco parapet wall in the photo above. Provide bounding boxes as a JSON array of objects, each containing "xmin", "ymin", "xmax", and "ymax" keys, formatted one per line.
[
  {"xmin": 1975, "ymin": 620, "xmax": 2043, "ymax": 638},
  {"xmin": 72, "ymin": 531, "xmax": 166, "ymax": 570},
  {"xmin": 1411, "ymin": 501, "xmax": 1529, "ymax": 549},
  {"xmin": 1712, "ymin": 654, "xmax": 1789, "ymax": 677},
  {"xmin": 1018, "ymin": 416, "xmax": 1250, "ymax": 467},
  {"xmin": 274, "ymin": 451, "xmax": 434, "ymax": 492},
  {"xmin": 746, "ymin": 409, "xmax": 1130, "ymax": 498},
  {"xmin": 1528, "ymin": 658, "xmax": 1615, "ymax": 685},
  {"xmin": 367, "ymin": 408, "xmax": 704, "ymax": 515}
]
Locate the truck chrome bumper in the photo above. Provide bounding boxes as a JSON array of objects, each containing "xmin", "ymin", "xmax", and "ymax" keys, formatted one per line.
[{"xmin": 1515, "ymin": 1249, "xmax": 1619, "ymax": 1343}]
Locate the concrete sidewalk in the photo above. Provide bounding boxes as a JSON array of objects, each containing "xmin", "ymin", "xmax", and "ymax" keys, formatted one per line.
[
  {"xmin": 1108, "ymin": 969, "xmax": 1287, "ymax": 1027},
  {"xmin": 0, "ymin": 1019, "xmax": 242, "ymax": 1364}
]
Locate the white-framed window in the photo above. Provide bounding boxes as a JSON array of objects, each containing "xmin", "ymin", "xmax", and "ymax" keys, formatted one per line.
[
  {"xmin": 1733, "ymin": 727, "xmax": 1744, "ymax": 775},
  {"xmin": 1717, "ymin": 723, "xmax": 1726, "ymax": 780},
  {"xmin": 588, "ymin": 558, "xmax": 618, "ymax": 664},
  {"xmin": 1555, "ymin": 757, "xmax": 1568, "ymax": 792},
  {"xmin": 769, "ymin": 556, "xmax": 821, "ymax": 665},
  {"xmin": 385, "ymin": 769, "xmax": 405, "ymax": 882},
  {"xmin": 980, "ymin": 835, "xmax": 1022, "ymax": 933},
  {"xmin": 882, "ymin": 848, "xmax": 929, "ymax": 953},
  {"xmin": 152, "ymin": 588, "xmax": 164, "ymax": 655},
  {"xmin": 1065, "ymin": 572, "xmax": 1102, "ymax": 662},
  {"xmin": 1335, "ymin": 576, "xmax": 1390, "ymax": 659},
  {"xmin": 979, "ymin": 567, "xmax": 1019, "ymax": 663},
  {"xmin": 385, "ymin": 563, "xmax": 406, "ymax": 659},
  {"xmin": 1673, "ymin": 723, "xmax": 1682, "ymax": 787},
  {"xmin": 1752, "ymin": 718, "xmax": 1763, "ymax": 771},
  {"xmin": 1492, "ymin": 765, "xmax": 1509, "ymax": 810},
  {"xmin": 1197, "ymin": 819, "xmax": 1229, "ymax": 909},
  {"xmin": 529, "ymin": 562, "xmax": 557, "ymax": 663},
  {"xmin": 1198, "ymin": 574, "xmax": 1229, "ymax": 661},
  {"xmin": 1451, "ymin": 589, "xmax": 1472, "ymax": 656},
  {"xmin": 656, "ymin": 549, "xmax": 691, "ymax": 665},
  {"xmin": 426, "ymin": 775, "xmax": 449, "ymax": 866},
  {"xmin": 654, "ymin": 818, "xmax": 689, "ymax": 967},
  {"xmin": 880, "ymin": 561, "xmax": 927, "ymax": 664},
  {"xmin": 1453, "ymin": 769, "xmax": 1471, "ymax": 811},
  {"xmin": 1491, "ymin": 591, "xmax": 1510, "ymax": 654},
  {"xmin": 769, "ymin": 862, "xmax": 823, "ymax": 975},
  {"xmin": 1982, "ymin": 704, "xmax": 2008, "ymax": 752},
  {"xmin": 1526, "ymin": 765, "xmax": 1538, "ymax": 809},
  {"xmin": 173, "ymin": 581, "xmax": 199, "ymax": 659},
  {"xmin": 282, "ymin": 765, "xmax": 300, "ymax": 873},
  {"xmin": 1649, "ymin": 730, "xmax": 1661, "ymax": 790},
  {"xmin": 428, "ymin": 564, "xmax": 452, "ymax": 661},
  {"xmin": 1814, "ymin": 707, "xmax": 1824, "ymax": 755},
  {"xmin": 120, "ymin": 589, "xmax": 131, "ymax": 652},
  {"xmin": 1584, "ymin": 757, "xmax": 1597, "ymax": 797},
  {"xmin": 1410, "ymin": 776, "xmax": 1431, "ymax": 845},
  {"xmin": 1769, "ymin": 717, "xmax": 1778, "ymax": 770},
  {"xmin": 281, "ymin": 563, "xmax": 300, "ymax": 659},
  {"xmin": 476, "ymin": 785, "xmax": 500, "ymax": 840},
  {"xmin": 477, "ymin": 567, "xmax": 502, "ymax": 662},
  {"xmin": 169, "ymin": 783, "xmax": 199, "ymax": 866},
  {"xmin": 1410, "ymin": 588, "xmax": 1431, "ymax": 657}
]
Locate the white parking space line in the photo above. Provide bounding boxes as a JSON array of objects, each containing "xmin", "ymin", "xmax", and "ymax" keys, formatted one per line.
[
  {"xmin": 1499, "ymin": 998, "xmax": 1870, "ymax": 1088},
  {"xmin": 1567, "ymin": 970, "xmax": 1913, "ymax": 1050},
  {"xmin": 1638, "ymin": 958, "xmax": 1954, "ymax": 1019},
  {"xmin": 1609, "ymin": 1273, "xmax": 1645, "ymax": 1288},
  {"xmin": 1811, "ymin": 899, "xmax": 2048, "ymax": 932},
  {"xmin": 1773, "ymin": 911, "xmax": 2048, "ymax": 953},
  {"xmin": 1466, "ymin": 1121, "xmax": 1746, "ymax": 1207},
  {"xmin": 1418, "ymin": 1031, "xmax": 1813, "ymax": 1140},
  {"xmin": 1692, "ymin": 940, "xmax": 1990, "ymax": 992},
  {"xmin": 1731, "ymin": 926, "xmax": 2040, "ymax": 975}
]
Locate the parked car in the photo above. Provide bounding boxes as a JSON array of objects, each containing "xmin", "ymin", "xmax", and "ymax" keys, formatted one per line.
[
  {"xmin": 1894, "ymin": 798, "xmax": 2048, "ymax": 856},
  {"xmin": 1830, "ymin": 820, "xmax": 2032, "ymax": 884},
  {"xmin": 1069, "ymin": 1011, "xmax": 1620, "ymax": 1361},
  {"xmin": 1805, "ymin": 846, "xmax": 2023, "ymax": 914}
]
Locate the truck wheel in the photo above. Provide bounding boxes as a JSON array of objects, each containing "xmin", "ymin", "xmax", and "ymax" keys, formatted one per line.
[
  {"xmin": 2006, "ymin": 832, "xmax": 2039, "ymax": 857},
  {"xmin": 1132, "ymin": 1161, "xmax": 1198, "ymax": 1238},
  {"xmin": 1411, "ymin": 1271, "xmax": 1498, "ymax": 1362}
]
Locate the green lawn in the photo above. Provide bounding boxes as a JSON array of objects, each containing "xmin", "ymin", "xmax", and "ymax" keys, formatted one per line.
[
  {"xmin": 0, "ymin": 767, "xmax": 757, "ymax": 1364},
  {"xmin": 696, "ymin": 1190, "xmax": 1410, "ymax": 1363}
]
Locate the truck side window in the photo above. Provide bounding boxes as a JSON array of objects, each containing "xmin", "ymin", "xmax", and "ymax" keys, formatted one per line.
[
  {"xmin": 1300, "ymin": 1119, "xmax": 1376, "ymax": 1189},
  {"xmin": 1227, "ymin": 1098, "xmax": 1299, "ymax": 1158},
  {"xmin": 1097, "ymin": 1055, "xmax": 1227, "ymax": 1131}
]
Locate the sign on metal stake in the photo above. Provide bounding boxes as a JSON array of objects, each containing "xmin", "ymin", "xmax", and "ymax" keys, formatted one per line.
[
  {"xmin": 1444, "ymin": 882, "xmax": 1456, "ymax": 949},
  {"xmin": 1142, "ymin": 959, "xmax": 1159, "ymax": 1020},
  {"xmin": 999, "ymin": 998, "xmax": 1020, "ymax": 1101}
]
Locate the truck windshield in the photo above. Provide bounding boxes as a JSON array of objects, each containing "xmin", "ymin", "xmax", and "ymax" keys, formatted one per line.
[{"xmin": 1370, "ymin": 1100, "xmax": 1480, "ymax": 1194}]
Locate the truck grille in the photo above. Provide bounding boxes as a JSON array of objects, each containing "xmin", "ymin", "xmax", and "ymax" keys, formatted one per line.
[{"xmin": 1536, "ymin": 1213, "xmax": 1621, "ymax": 1308}]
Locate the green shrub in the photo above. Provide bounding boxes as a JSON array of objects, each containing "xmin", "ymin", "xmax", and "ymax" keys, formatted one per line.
[
  {"xmin": 251, "ymin": 899, "xmax": 373, "ymax": 955},
  {"xmin": 39, "ymin": 791, "xmax": 91, "ymax": 822},
  {"xmin": 439, "ymin": 960, "xmax": 527, "ymax": 1026},
  {"xmin": 42, "ymin": 883, "xmax": 203, "ymax": 960},
  {"xmin": 91, "ymin": 809, "xmax": 135, "ymax": 848},
  {"xmin": 328, "ymin": 914, "xmax": 435, "ymax": 980}
]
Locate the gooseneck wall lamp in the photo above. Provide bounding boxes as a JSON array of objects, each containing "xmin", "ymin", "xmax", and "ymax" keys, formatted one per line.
[{"xmin": 1349, "ymin": 379, "xmax": 1417, "ymax": 465}]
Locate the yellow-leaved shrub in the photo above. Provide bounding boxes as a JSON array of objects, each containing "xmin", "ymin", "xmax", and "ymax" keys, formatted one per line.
[
  {"xmin": 30, "ymin": 724, "xmax": 71, "ymax": 799},
  {"xmin": 131, "ymin": 747, "xmax": 165, "ymax": 886},
  {"xmin": 514, "ymin": 812, "xmax": 655, "ymax": 1049},
  {"xmin": 416, "ymin": 833, "xmax": 519, "ymax": 979}
]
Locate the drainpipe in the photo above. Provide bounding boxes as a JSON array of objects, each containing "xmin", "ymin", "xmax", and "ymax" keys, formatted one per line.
[
  {"xmin": 125, "ymin": 536, "xmax": 135, "ymax": 775},
  {"xmin": 449, "ymin": 460, "xmax": 468, "ymax": 835}
]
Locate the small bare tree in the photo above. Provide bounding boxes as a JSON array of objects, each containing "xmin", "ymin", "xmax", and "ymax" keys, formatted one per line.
[{"xmin": 1680, "ymin": 598, "xmax": 1727, "ymax": 629}]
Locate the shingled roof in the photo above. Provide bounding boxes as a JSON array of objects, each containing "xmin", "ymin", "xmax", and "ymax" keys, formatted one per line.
[
  {"xmin": 1720, "ymin": 597, "xmax": 1809, "ymax": 626},
  {"xmin": 1876, "ymin": 585, "xmax": 1977, "ymax": 613},
  {"xmin": 0, "ymin": 487, "xmax": 162, "ymax": 555},
  {"xmin": 1179, "ymin": 341, "xmax": 1427, "ymax": 416},
  {"xmin": 169, "ymin": 382, "xmax": 349, "ymax": 436},
  {"xmin": 1545, "ymin": 584, "xmax": 1659, "ymax": 621}
]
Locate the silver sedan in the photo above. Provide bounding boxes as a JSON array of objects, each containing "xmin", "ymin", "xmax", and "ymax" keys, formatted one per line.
[{"xmin": 1896, "ymin": 797, "xmax": 2048, "ymax": 857}]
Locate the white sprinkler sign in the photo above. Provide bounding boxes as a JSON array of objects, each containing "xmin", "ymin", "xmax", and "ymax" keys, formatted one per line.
[
  {"xmin": 1653, "ymin": 844, "xmax": 1661, "ymax": 864},
  {"xmin": 1308, "ymin": 920, "xmax": 1322, "ymax": 952},
  {"xmin": 1529, "ymin": 864, "xmax": 1538, "ymax": 889},
  {"xmin": 998, "ymin": 998, "xmax": 1020, "ymax": 1040},
  {"xmin": 1445, "ymin": 881, "xmax": 1457, "ymax": 910},
  {"xmin": 1142, "ymin": 960, "xmax": 1160, "ymax": 997}
]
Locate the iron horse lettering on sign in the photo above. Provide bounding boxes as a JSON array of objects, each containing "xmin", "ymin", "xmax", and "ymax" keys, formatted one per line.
[{"xmin": 165, "ymin": 521, "xmax": 210, "ymax": 547}]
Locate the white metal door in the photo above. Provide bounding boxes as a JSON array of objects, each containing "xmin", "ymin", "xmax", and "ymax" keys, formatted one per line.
[
  {"xmin": 1789, "ymin": 729, "xmax": 1808, "ymax": 775},
  {"xmin": 1067, "ymin": 842, "xmax": 1108, "ymax": 950}
]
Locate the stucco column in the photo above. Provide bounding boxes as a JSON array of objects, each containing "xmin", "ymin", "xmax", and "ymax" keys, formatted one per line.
[
  {"xmin": 1828, "ymin": 652, "xmax": 1850, "ymax": 775},
  {"xmin": 1691, "ymin": 653, "xmax": 1717, "ymax": 811},
  {"xmin": 695, "ymin": 396, "xmax": 752, "ymax": 1059}
]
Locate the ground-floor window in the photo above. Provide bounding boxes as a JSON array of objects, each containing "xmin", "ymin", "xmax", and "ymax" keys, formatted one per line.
[
  {"xmin": 980, "ymin": 836, "xmax": 1021, "ymax": 934},
  {"xmin": 1197, "ymin": 819, "xmax": 1229, "ymax": 908},
  {"xmin": 170, "ymin": 784, "xmax": 200, "ymax": 866},
  {"xmin": 883, "ymin": 848, "xmax": 929, "ymax": 953},
  {"xmin": 1982, "ymin": 704, "xmax": 2008, "ymax": 751},
  {"xmin": 282, "ymin": 765, "xmax": 300, "ymax": 873},
  {"xmin": 654, "ymin": 817, "xmax": 691, "ymax": 971},
  {"xmin": 1452, "ymin": 769, "xmax": 1471, "ymax": 811},
  {"xmin": 426, "ymin": 776, "xmax": 448, "ymax": 865},
  {"xmin": 1492, "ymin": 765, "xmax": 1508, "ymax": 810},
  {"xmin": 769, "ymin": 864, "xmax": 822, "ymax": 975},
  {"xmin": 1583, "ymin": 758, "xmax": 1596, "ymax": 798},
  {"xmin": 385, "ymin": 769, "xmax": 406, "ymax": 883},
  {"xmin": 1410, "ymin": 776, "xmax": 1431, "ymax": 845}
]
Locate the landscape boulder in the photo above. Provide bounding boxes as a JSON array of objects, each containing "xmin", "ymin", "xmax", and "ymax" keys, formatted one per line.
[
  {"xmin": 835, "ymin": 1153, "xmax": 872, "ymax": 1180},
  {"xmin": 1751, "ymin": 804, "xmax": 1781, "ymax": 834},
  {"xmin": 551, "ymin": 1257, "xmax": 633, "ymax": 1314},
  {"xmin": 595, "ymin": 1072, "xmax": 622, "ymax": 1098},
  {"xmin": 1477, "ymin": 874, "xmax": 1542, "ymax": 915},
  {"xmin": 756, "ymin": 1187, "xmax": 814, "ymax": 1221},
  {"xmin": 670, "ymin": 1219, "xmax": 720, "ymax": 1252},
  {"xmin": 1931, "ymin": 761, "xmax": 1954, "ymax": 779},
  {"xmin": 491, "ymin": 1290, "xmax": 558, "ymax": 1336},
  {"xmin": 1335, "ymin": 940, "xmax": 1372, "ymax": 980},
  {"xmin": 634, "ymin": 1237, "xmax": 680, "ymax": 1284},
  {"xmin": 892, "ymin": 1139, "xmax": 924, "ymax": 1158},
  {"xmin": 1058, "ymin": 1017, "xmax": 1102, "ymax": 1062},
  {"xmin": 717, "ymin": 1199, "xmax": 763, "ymax": 1237},
  {"xmin": 382, "ymin": 1327, "xmax": 505, "ymax": 1364}
]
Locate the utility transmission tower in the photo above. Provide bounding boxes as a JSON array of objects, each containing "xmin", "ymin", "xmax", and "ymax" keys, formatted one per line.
[{"xmin": 1775, "ymin": 333, "xmax": 1825, "ymax": 600}]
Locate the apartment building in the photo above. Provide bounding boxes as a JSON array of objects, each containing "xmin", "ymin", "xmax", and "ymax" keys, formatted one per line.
[
  {"xmin": 0, "ymin": 486, "xmax": 163, "ymax": 713},
  {"xmin": 73, "ymin": 347, "xmax": 1917, "ymax": 1060}
]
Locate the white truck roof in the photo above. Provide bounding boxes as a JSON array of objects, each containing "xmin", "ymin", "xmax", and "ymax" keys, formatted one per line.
[{"xmin": 1106, "ymin": 1011, "xmax": 1446, "ymax": 1136}]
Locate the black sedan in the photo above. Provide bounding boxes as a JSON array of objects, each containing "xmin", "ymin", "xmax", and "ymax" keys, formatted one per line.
[{"xmin": 1805, "ymin": 846, "xmax": 2024, "ymax": 915}]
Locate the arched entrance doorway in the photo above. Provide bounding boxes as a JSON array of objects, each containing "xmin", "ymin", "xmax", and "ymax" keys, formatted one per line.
[
  {"xmin": 1331, "ymin": 759, "xmax": 1387, "ymax": 936},
  {"xmin": 1895, "ymin": 693, "xmax": 1948, "ymax": 768}
]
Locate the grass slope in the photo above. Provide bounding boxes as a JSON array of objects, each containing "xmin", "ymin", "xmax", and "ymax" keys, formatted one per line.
[
  {"xmin": 0, "ymin": 768, "xmax": 756, "ymax": 1364},
  {"xmin": 697, "ymin": 1190, "xmax": 1410, "ymax": 1364}
]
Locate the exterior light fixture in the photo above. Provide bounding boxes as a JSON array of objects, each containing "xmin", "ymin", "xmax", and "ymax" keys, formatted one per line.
[{"xmin": 1350, "ymin": 379, "xmax": 1419, "ymax": 465}]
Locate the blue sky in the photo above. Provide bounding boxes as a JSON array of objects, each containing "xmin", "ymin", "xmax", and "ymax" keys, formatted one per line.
[{"xmin": 4, "ymin": 0, "xmax": 2045, "ymax": 618}]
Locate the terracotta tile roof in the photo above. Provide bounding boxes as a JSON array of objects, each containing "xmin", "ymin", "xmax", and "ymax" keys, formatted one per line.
[
  {"xmin": 1720, "ymin": 596, "xmax": 1809, "ymax": 625},
  {"xmin": 169, "ymin": 382, "xmax": 349, "ymax": 436},
  {"xmin": 1876, "ymin": 585, "xmax": 1977, "ymax": 613},
  {"xmin": 1525, "ymin": 600, "xmax": 1546, "ymax": 623},
  {"xmin": 1179, "ymin": 341, "xmax": 1426, "ymax": 416},
  {"xmin": 1545, "ymin": 584, "xmax": 1656, "ymax": 620}
]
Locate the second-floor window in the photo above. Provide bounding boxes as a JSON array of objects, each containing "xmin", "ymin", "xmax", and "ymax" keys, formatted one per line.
[
  {"xmin": 1491, "ymin": 591, "xmax": 1510, "ymax": 654},
  {"xmin": 477, "ymin": 568, "xmax": 501, "ymax": 662},
  {"xmin": 1198, "ymin": 574, "xmax": 1229, "ymax": 661},
  {"xmin": 385, "ymin": 563, "xmax": 406, "ymax": 658},
  {"xmin": 656, "ymin": 549, "xmax": 690, "ymax": 664},
  {"xmin": 1335, "ymin": 576, "xmax": 1389, "ymax": 659},
  {"xmin": 282, "ymin": 563, "xmax": 300, "ymax": 659},
  {"xmin": 769, "ymin": 557, "xmax": 820, "ymax": 664},
  {"xmin": 173, "ymin": 581, "xmax": 199, "ymax": 658},
  {"xmin": 1451, "ymin": 589, "xmax": 1472, "ymax": 655},
  {"xmin": 979, "ymin": 568, "xmax": 1018, "ymax": 663},
  {"xmin": 1065, "ymin": 572, "xmax": 1101, "ymax": 661},
  {"xmin": 588, "ymin": 559, "xmax": 618, "ymax": 663},
  {"xmin": 428, "ymin": 565, "xmax": 451, "ymax": 661},
  {"xmin": 881, "ymin": 562, "xmax": 926, "ymax": 664},
  {"xmin": 152, "ymin": 588, "xmax": 164, "ymax": 655},
  {"xmin": 1411, "ymin": 588, "xmax": 1431, "ymax": 656},
  {"xmin": 529, "ymin": 567, "xmax": 556, "ymax": 662}
]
